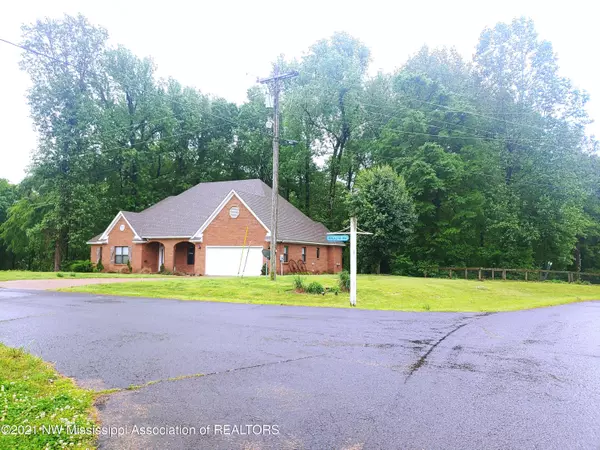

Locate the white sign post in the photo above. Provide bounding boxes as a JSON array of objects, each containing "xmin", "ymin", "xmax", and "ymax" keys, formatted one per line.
[
  {"xmin": 350, "ymin": 216, "xmax": 358, "ymax": 307},
  {"xmin": 327, "ymin": 216, "xmax": 371, "ymax": 307}
]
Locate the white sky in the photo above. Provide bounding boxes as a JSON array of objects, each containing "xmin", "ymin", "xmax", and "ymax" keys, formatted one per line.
[{"xmin": 0, "ymin": 0, "xmax": 597, "ymax": 184}]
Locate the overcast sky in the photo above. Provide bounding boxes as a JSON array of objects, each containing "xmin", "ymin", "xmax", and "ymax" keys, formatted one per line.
[{"xmin": 0, "ymin": 0, "xmax": 597, "ymax": 184}]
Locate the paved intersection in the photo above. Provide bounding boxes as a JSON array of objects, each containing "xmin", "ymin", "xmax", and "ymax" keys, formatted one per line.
[{"xmin": 1, "ymin": 288, "xmax": 599, "ymax": 449}]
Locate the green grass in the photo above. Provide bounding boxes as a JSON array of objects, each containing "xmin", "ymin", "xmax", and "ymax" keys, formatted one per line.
[
  {"xmin": 61, "ymin": 275, "xmax": 600, "ymax": 312},
  {"xmin": 0, "ymin": 344, "xmax": 97, "ymax": 449},
  {"xmin": 0, "ymin": 270, "xmax": 171, "ymax": 282}
]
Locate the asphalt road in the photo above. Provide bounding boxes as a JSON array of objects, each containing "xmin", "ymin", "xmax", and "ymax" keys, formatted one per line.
[{"xmin": 1, "ymin": 289, "xmax": 599, "ymax": 449}]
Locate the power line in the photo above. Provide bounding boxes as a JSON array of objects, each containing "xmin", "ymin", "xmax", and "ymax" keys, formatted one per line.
[
  {"xmin": 0, "ymin": 37, "xmax": 68, "ymax": 66},
  {"xmin": 0, "ymin": 35, "xmax": 245, "ymax": 132},
  {"xmin": 393, "ymin": 93, "xmax": 548, "ymax": 133},
  {"xmin": 358, "ymin": 104, "xmax": 553, "ymax": 144},
  {"xmin": 360, "ymin": 100, "xmax": 498, "ymax": 136}
]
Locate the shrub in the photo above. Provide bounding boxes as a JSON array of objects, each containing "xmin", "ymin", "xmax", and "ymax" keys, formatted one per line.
[
  {"xmin": 127, "ymin": 259, "xmax": 133, "ymax": 273},
  {"xmin": 63, "ymin": 260, "xmax": 94, "ymax": 273},
  {"xmin": 328, "ymin": 285, "xmax": 340, "ymax": 295},
  {"xmin": 293, "ymin": 275, "xmax": 306, "ymax": 292},
  {"xmin": 96, "ymin": 260, "xmax": 104, "ymax": 272},
  {"xmin": 261, "ymin": 263, "xmax": 268, "ymax": 276},
  {"xmin": 339, "ymin": 270, "xmax": 350, "ymax": 292},
  {"xmin": 56, "ymin": 272, "xmax": 64, "ymax": 278},
  {"xmin": 69, "ymin": 272, "xmax": 76, "ymax": 277},
  {"xmin": 159, "ymin": 263, "xmax": 166, "ymax": 273},
  {"xmin": 305, "ymin": 281, "xmax": 325, "ymax": 295}
]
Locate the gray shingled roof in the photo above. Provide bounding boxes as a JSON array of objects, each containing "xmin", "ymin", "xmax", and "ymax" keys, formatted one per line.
[{"xmin": 95, "ymin": 179, "xmax": 338, "ymax": 245}]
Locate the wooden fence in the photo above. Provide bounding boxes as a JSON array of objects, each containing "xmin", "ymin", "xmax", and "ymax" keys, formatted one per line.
[{"xmin": 436, "ymin": 267, "xmax": 600, "ymax": 284}]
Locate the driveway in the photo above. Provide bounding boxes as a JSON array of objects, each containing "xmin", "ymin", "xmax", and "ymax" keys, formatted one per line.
[{"xmin": 1, "ymin": 289, "xmax": 599, "ymax": 449}]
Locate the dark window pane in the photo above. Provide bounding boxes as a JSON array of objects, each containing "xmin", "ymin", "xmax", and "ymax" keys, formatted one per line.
[{"xmin": 187, "ymin": 244, "xmax": 195, "ymax": 265}]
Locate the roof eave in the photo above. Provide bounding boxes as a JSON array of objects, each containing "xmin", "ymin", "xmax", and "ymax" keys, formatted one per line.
[{"xmin": 278, "ymin": 239, "xmax": 346, "ymax": 247}]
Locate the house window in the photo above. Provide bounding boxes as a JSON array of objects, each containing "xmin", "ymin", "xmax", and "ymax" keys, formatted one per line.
[
  {"xmin": 301, "ymin": 247, "xmax": 306, "ymax": 263},
  {"xmin": 316, "ymin": 247, "xmax": 320, "ymax": 259},
  {"xmin": 187, "ymin": 243, "xmax": 195, "ymax": 265},
  {"xmin": 115, "ymin": 246, "xmax": 129, "ymax": 265},
  {"xmin": 283, "ymin": 246, "xmax": 289, "ymax": 263}
]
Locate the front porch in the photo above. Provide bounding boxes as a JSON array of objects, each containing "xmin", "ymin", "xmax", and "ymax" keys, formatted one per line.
[{"xmin": 140, "ymin": 240, "xmax": 198, "ymax": 274}]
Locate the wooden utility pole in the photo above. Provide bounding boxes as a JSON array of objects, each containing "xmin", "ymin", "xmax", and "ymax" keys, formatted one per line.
[{"xmin": 259, "ymin": 66, "xmax": 298, "ymax": 280}]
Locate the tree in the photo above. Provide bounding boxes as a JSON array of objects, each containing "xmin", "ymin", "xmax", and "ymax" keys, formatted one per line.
[
  {"xmin": 349, "ymin": 166, "xmax": 416, "ymax": 273},
  {"xmin": 0, "ymin": 179, "xmax": 17, "ymax": 269},
  {"xmin": 5, "ymin": 14, "xmax": 597, "ymax": 276},
  {"xmin": 284, "ymin": 32, "xmax": 370, "ymax": 226},
  {"xmin": 20, "ymin": 14, "xmax": 108, "ymax": 270}
]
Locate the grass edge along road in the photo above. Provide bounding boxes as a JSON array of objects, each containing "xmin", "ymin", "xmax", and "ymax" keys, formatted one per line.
[
  {"xmin": 0, "ymin": 271, "xmax": 174, "ymax": 282},
  {"xmin": 61, "ymin": 275, "xmax": 600, "ymax": 312},
  {"xmin": 0, "ymin": 344, "xmax": 97, "ymax": 450}
]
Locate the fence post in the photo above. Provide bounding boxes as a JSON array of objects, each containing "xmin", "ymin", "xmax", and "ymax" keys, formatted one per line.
[
  {"xmin": 449, "ymin": 269, "xmax": 453, "ymax": 279},
  {"xmin": 478, "ymin": 268, "xmax": 482, "ymax": 281},
  {"xmin": 492, "ymin": 269, "xmax": 495, "ymax": 280},
  {"xmin": 502, "ymin": 270, "xmax": 506, "ymax": 280},
  {"xmin": 465, "ymin": 268, "xmax": 468, "ymax": 280},
  {"xmin": 525, "ymin": 271, "xmax": 528, "ymax": 281}
]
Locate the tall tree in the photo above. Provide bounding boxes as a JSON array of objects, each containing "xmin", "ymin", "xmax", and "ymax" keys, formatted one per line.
[
  {"xmin": 349, "ymin": 166, "xmax": 416, "ymax": 273},
  {"xmin": 20, "ymin": 14, "xmax": 108, "ymax": 269},
  {"xmin": 284, "ymin": 32, "xmax": 370, "ymax": 226}
]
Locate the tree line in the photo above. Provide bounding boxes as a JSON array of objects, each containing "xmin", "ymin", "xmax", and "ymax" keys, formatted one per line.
[{"xmin": 0, "ymin": 14, "xmax": 598, "ymax": 274}]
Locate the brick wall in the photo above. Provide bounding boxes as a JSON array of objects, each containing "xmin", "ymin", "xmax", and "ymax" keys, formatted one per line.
[
  {"xmin": 275, "ymin": 243, "xmax": 343, "ymax": 275},
  {"xmin": 90, "ymin": 216, "xmax": 140, "ymax": 273},
  {"xmin": 174, "ymin": 242, "xmax": 195, "ymax": 274},
  {"xmin": 141, "ymin": 243, "xmax": 159, "ymax": 273}
]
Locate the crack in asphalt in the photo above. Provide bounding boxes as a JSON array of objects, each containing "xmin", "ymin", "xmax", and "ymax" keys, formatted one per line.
[
  {"xmin": 99, "ymin": 353, "xmax": 326, "ymax": 396},
  {"xmin": 0, "ymin": 312, "xmax": 55, "ymax": 323},
  {"xmin": 404, "ymin": 316, "xmax": 488, "ymax": 382}
]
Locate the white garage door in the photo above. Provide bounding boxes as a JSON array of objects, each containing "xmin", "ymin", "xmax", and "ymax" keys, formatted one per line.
[{"xmin": 205, "ymin": 246, "xmax": 264, "ymax": 276}]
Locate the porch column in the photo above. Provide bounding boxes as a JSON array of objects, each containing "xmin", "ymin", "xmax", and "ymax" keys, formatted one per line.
[
  {"xmin": 194, "ymin": 243, "xmax": 205, "ymax": 275},
  {"xmin": 132, "ymin": 243, "xmax": 143, "ymax": 273},
  {"xmin": 163, "ymin": 242, "xmax": 176, "ymax": 272}
]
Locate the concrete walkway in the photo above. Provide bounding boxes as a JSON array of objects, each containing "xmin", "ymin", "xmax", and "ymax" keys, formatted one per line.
[{"xmin": 0, "ymin": 278, "xmax": 166, "ymax": 290}]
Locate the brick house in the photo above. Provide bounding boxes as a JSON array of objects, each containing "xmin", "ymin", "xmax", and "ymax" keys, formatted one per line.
[{"xmin": 87, "ymin": 179, "xmax": 344, "ymax": 275}]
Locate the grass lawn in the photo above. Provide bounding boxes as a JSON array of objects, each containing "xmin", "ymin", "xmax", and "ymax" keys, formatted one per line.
[
  {"xmin": 61, "ymin": 274, "xmax": 600, "ymax": 312},
  {"xmin": 0, "ymin": 270, "xmax": 172, "ymax": 282},
  {"xmin": 0, "ymin": 344, "xmax": 97, "ymax": 449}
]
